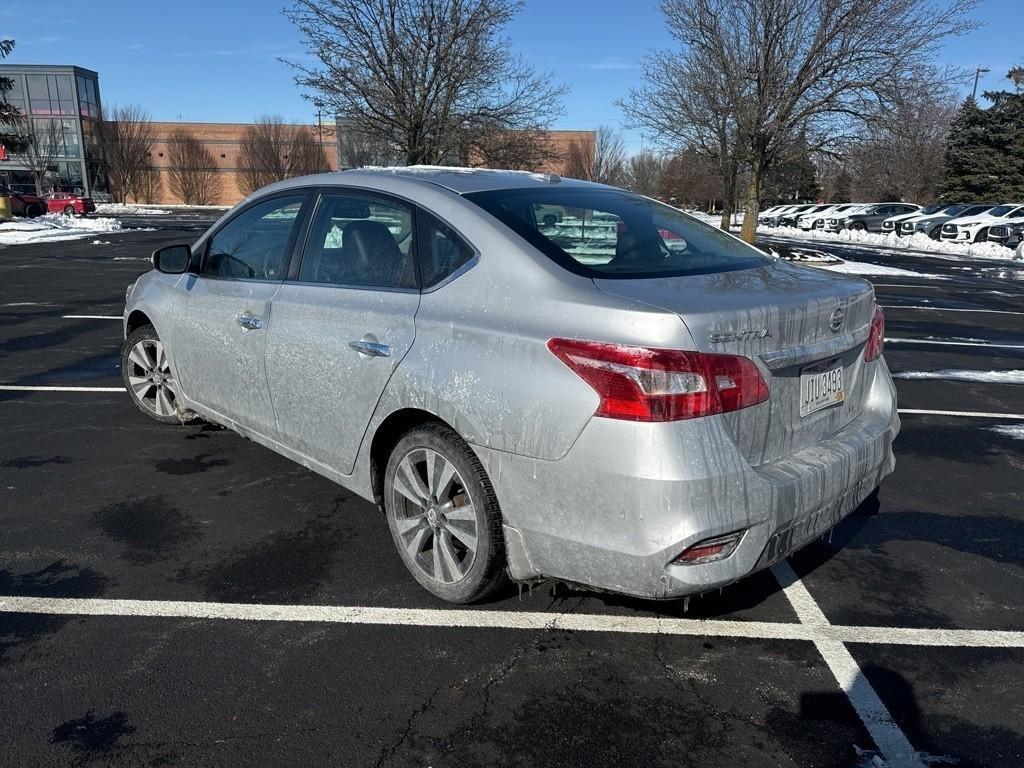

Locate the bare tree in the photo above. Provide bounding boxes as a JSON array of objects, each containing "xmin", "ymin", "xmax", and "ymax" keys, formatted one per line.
[
  {"xmin": 336, "ymin": 120, "xmax": 399, "ymax": 168},
  {"xmin": 624, "ymin": 0, "xmax": 976, "ymax": 242},
  {"xmin": 621, "ymin": 45, "xmax": 742, "ymax": 228},
  {"xmin": 97, "ymin": 104, "xmax": 156, "ymax": 203},
  {"xmin": 658, "ymin": 150, "xmax": 724, "ymax": 211},
  {"xmin": 166, "ymin": 131, "xmax": 221, "ymax": 205},
  {"xmin": 463, "ymin": 125, "xmax": 557, "ymax": 171},
  {"xmin": 564, "ymin": 126, "xmax": 627, "ymax": 185},
  {"xmin": 284, "ymin": 0, "xmax": 566, "ymax": 166},
  {"xmin": 626, "ymin": 151, "xmax": 666, "ymax": 197},
  {"xmin": 564, "ymin": 137, "xmax": 593, "ymax": 181},
  {"xmin": 10, "ymin": 115, "xmax": 63, "ymax": 195},
  {"xmin": 843, "ymin": 75, "xmax": 957, "ymax": 202},
  {"xmin": 135, "ymin": 165, "xmax": 163, "ymax": 204},
  {"xmin": 237, "ymin": 116, "xmax": 327, "ymax": 196}
]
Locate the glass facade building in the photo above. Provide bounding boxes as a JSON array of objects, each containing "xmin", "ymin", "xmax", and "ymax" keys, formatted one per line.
[{"xmin": 0, "ymin": 65, "xmax": 105, "ymax": 197}]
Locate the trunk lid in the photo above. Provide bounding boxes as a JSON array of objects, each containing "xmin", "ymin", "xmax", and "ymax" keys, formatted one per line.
[{"xmin": 593, "ymin": 260, "xmax": 876, "ymax": 466}]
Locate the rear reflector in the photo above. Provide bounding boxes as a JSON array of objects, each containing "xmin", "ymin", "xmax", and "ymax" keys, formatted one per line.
[
  {"xmin": 864, "ymin": 305, "xmax": 885, "ymax": 362},
  {"xmin": 673, "ymin": 531, "xmax": 745, "ymax": 565},
  {"xmin": 547, "ymin": 338, "xmax": 769, "ymax": 422}
]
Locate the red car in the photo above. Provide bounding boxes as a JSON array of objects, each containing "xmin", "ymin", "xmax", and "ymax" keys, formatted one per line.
[
  {"xmin": 45, "ymin": 192, "xmax": 96, "ymax": 216},
  {"xmin": 0, "ymin": 187, "xmax": 46, "ymax": 218}
]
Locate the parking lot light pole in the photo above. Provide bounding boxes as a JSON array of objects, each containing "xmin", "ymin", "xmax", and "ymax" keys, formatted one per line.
[
  {"xmin": 314, "ymin": 99, "xmax": 326, "ymax": 172},
  {"xmin": 972, "ymin": 66, "xmax": 991, "ymax": 100}
]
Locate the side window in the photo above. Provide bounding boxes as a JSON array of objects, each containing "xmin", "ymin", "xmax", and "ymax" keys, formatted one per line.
[
  {"xmin": 418, "ymin": 212, "xmax": 474, "ymax": 288},
  {"xmin": 875, "ymin": 206, "xmax": 892, "ymax": 216},
  {"xmin": 298, "ymin": 193, "xmax": 415, "ymax": 288},
  {"xmin": 203, "ymin": 194, "xmax": 305, "ymax": 280}
]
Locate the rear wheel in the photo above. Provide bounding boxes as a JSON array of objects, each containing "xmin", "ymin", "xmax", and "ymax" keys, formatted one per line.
[
  {"xmin": 384, "ymin": 423, "xmax": 508, "ymax": 603},
  {"xmin": 120, "ymin": 325, "xmax": 196, "ymax": 424}
]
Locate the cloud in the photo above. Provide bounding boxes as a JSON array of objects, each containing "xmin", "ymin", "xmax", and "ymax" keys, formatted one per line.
[{"xmin": 588, "ymin": 58, "xmax": 641, "ymax": 71}]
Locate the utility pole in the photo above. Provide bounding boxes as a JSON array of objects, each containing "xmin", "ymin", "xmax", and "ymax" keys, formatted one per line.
[
  {"xmin": 313, "ymin": 99, "xmax": 325, "ymax": 172},
  {"xmin": 972, "ymin": 66, "xmax": 990, "ymax": 100}
]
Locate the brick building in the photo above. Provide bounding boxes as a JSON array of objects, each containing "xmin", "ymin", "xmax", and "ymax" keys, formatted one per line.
[{"xmin": 145, "ymin": 122, "xmax": 594, "ymax": 206}]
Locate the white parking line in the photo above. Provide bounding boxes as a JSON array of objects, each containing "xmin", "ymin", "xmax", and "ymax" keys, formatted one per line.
[
  {"xmin": 62, "ymin": 314, "xmax": 122, "ymax": 320},
  {"xmin": 881, "ymin": 305, "xmax": 1024, "ymax": 316},
  {"xmin": 1, "ymin": 594, "xmax": 1021, "ymax": 647},
  {"xmin": 898, "ymin": 408, "xmax": 1024, "ymax": 419},
  {"xmin": 886, "ymin": 338, "xmax": 1024, "ymax": 350},
  {"xmin": 0, "ymin": 385, "xmax": 123, "ymax": 393},
  {"xmin": 771, "ymin": 561, "xmax": 925, "ymax": 768}
]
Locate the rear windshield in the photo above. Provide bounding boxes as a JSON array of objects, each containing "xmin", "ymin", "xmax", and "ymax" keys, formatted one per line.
[{"xmin": 464, "ymin": 188, "xmax": 771, "ymax": 279}]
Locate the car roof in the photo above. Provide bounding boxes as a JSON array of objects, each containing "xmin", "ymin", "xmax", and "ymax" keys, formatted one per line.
[{"xmin": 297, "ymin": 166, "xmax": 609, "ymax": 195}]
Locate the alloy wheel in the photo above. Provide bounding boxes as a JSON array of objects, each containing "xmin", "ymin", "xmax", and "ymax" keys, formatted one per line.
[
  {"xmin": 389, "ymin": 447, "xmax": 478, "ymax": 584},
  {"xmin": 126, "ymin": 338, "xmax": 181, "ymax": 418}
]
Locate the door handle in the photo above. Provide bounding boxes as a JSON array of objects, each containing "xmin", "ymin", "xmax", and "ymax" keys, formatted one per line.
[
  {"xmin": 237, "ymin": 312, "xmax": 264, "ymax": 331},
  {"xmin": 348, "ymin": 340, "xmax": 391, "ymax": 357}
]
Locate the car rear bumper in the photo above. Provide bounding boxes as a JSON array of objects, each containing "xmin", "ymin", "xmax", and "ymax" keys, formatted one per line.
[{"xmin": 477, "ymin": 359, "xmax": 899, "ymax": 599}]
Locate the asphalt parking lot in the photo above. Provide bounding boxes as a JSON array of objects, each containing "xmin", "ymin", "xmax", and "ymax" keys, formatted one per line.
[{"xmin": 1, "ymin": 220, "xmax": 1022, "ymax": 767}]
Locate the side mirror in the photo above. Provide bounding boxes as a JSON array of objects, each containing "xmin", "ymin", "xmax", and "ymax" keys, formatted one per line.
[{"xmin": 152, "ymin": 244, "xmax": 191, "ymax": 274}]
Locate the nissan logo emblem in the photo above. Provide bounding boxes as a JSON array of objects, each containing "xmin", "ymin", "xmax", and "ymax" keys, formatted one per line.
[{"xmin": 829, "ymin": 307, "xmax": 845, "ymax": 333}]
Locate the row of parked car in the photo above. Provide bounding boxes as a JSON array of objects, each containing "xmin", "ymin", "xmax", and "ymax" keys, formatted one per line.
[
  {"xmin": 758, "ymin": 201, "xmax": 1024, "ymax": 248},
  {"xmin": 0, "ymin": 188, "xmax": 96, "ymax": 217}
]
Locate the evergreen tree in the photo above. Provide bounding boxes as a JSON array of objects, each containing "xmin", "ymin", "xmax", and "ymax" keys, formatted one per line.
[
  {"xmin": 941, "ymin": 72, "xmax": 1024, "ymax": 202},
  {"xmin": 1, "ymin": 38, "xmax": 30, "ymax": 154}
]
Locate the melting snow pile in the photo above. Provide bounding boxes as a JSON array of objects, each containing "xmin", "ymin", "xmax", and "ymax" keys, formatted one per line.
[
  {"xmin": 761, "ymin": 224, "xmax": 1021, "ymax": 260},
  {"xmin": 95, "ymin": 203, "xmax": 172, "ymax": 215},
  {"xmin": 892, "ymin": 369, "xmax": 1024, "ymax": 384},
  {"xmin": 0, "ymin": 214, "xmax": 124, "ymax": 245}
]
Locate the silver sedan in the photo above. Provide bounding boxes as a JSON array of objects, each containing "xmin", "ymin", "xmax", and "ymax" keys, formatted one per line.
[{"xmin": 122, "ymin": 167, "xmax": 899, "ymax": 603}]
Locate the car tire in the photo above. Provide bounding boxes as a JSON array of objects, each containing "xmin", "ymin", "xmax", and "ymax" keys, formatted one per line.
[
  {"xmin": 120, "ymin": 325, "xmax": 197, "ymax": 424},
  {"xmin": 849, "ymin": 222, "xmax": 866, "ymax": 231},
  {"xmin": 973, "ymin": 228, "xmax": 988, "ymax": 243},
  {"xmin": 63, "ymin": 204, "xmax": 75, "ymax": 215},
  {"xmin": 928, "ymin": 226, "xmax": 942, "ymax": 240},
  {"xmin": 25, "ymin": 203, "xmax": 42, "ymax": 218},
  {"xmin": 542, "ymin": 214, "xmax": 558, "ymax": 227},
  {"xmin": 384, "ymin": 422, "xmax": 508, "ymax": 603}
]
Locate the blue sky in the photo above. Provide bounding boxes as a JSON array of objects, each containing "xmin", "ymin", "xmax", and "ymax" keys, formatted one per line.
[{"xmin": 3, "ymin": 0, "xmax": 1022, "ymax": 152}]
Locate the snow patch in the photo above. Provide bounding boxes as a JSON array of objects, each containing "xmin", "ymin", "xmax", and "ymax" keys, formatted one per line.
[
  {"xmin": 95, "ymin": 203, "xmax": 172, "ymax": 215},
  {"xmin": 892, "ymin": 369, "xmax": 1024, "ymax": 384},
  {"xmin": 0, "ymin": 214, "xmax": 124, "ymax": 246},
  {"xmin": 989, "ymin": 424, "xmax": 1024, "ymax": 440},
  {"xmin": 813, "ymin": 259, "xmax": 943, "ymax": 278},
  {"xmin": 761, "ymin": 224, "xmax": 1022, "ymax": 261}
]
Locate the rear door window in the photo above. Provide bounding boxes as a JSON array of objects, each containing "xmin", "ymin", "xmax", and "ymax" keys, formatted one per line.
[{"xmin": 297, "ymin": 192, "xmax": 416, "ymax": 289}]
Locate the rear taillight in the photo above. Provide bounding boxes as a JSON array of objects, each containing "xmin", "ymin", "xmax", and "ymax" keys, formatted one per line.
[
  {"xmin": 673, "ymin": 530, "xmax": 745, "ymax": 565},
  {"xmin": 864, "ymin": 305, "xmax": 885, "ymax": 362},
  {"xmin": 546, "ymin": 338, "xmax": 769, "ymax": 422}
]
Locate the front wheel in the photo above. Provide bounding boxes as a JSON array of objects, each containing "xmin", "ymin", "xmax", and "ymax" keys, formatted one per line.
[
  {"xmin": 849, "ymin": 222, "xmax": 866, "ymax": 231},
  {"xmin": 120, "ymin": 325, "xmax": 196, "ymax": 424},
  {"xmin": 384, "ymin": 423, "xmax": 508, "ymax": 603},
  {"xmin": 63, "ymin": 204, "xmax": 75, "ymax": 215}
]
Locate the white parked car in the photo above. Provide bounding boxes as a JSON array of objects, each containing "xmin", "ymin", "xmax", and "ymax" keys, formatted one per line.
[
  {"xmin": 881, "ymin": 203, "xmax": 946, "ymax": 236},
  {"xmin": 939, "ymin": 203, "xmax": 1024, "ymax": 243},
  {"xmin": 797, "ymin": 204, "xmax": 861, "ymax": 231},
  {"xmin": 899, "ymin": 203, "xmax": 993, "ymax": 239}
]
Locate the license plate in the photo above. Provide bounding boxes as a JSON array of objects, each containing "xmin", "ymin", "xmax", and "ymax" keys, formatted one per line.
[{"xmin": 800, "ymin": 357, "xmax": 844, "ymax": 417}]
